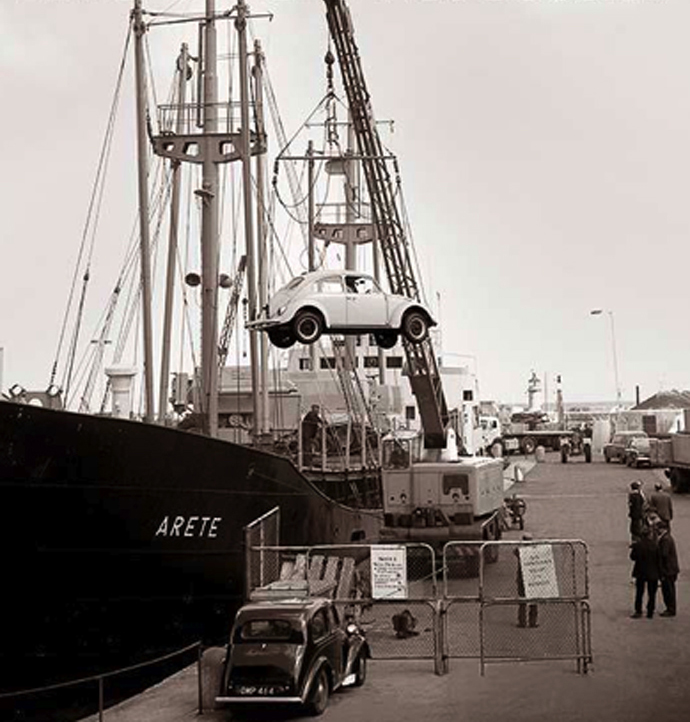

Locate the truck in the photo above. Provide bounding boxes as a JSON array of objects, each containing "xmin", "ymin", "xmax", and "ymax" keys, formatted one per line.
[
  {"xmin": 379, "ymin": 446, "xmax": 505, "ymax": 566},
  {"xmin": 323, "ymin": 0, "xmax": 504, "ymax": 556},
  {"xmin": 479, "ymin": 412, "xmax": 575, "ymax": 456},
  {"xmin": 658, "ymin": 409, "xmax": 690, "ymax": 493}
]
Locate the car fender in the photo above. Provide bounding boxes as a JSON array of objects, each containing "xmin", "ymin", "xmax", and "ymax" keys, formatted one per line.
[
  {"xmin": 344, "ymin": 636, "xmax": 370, "ymax": 678},
  {"xmin": 300, "ymin": 656, "xmax": 333, "ymax": 702},
  {"xmin": 389, "ymin": 301, "xmax": 435, "ymax": 329},
  {"xmin": 283, "ymin": 302, "xmax": 331, "ymax": 329}
]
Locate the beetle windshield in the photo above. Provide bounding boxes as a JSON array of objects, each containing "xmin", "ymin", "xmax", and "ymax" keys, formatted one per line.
[
  {"xmin": 282, "ymin": 276, "xmax": 305, "ymax": 293},
  {"xmin": 235, "ymin": 619, "xmax": 304, "ymax": 644}
]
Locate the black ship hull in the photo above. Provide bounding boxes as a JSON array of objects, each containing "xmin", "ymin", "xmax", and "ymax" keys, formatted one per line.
[{"xmin": 0, "ymin": 400, "xmax": 382, "ymax": 693}]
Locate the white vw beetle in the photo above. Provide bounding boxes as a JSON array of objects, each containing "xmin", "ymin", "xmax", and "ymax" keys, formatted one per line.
[{"xmin": 248, "ymin": 269, "xmax": 436, "ymax": 349}]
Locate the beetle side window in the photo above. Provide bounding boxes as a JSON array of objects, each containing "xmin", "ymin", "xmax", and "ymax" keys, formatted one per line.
[{"xmin": 317, "ymin": 277, "xmax": 344, "ymax": 294}]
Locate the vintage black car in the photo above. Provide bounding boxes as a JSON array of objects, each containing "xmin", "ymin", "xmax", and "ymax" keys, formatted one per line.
[
  {"xmin": 604, "ymin": 431, "xmax": 648, "ymax": 464},
  {"xmin": 625, "ymin": 436, "xmax": 653, "ymax": 468},
  {"xmin": 216, "ymin": 597, "xmax": 369, "ymax": 715}
]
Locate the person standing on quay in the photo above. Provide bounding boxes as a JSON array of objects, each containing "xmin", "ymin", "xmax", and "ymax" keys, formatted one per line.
[
  {"xmin": 657, "ymin": 521, "xmax": 679, "ymax": 617},
  {"xmin": 516, "ymin": 533, "xmax": 539, "ymax": 628},
  {"xmin": 301, "ymin": 404, "xmax": 322, "ymax": 467},
  {"xmin": 628, "ymin": 480, "xmax": 646, "ymax": 540},
  {"xmin": 630, "ymin": 526, "xmax": 660, "ymax": 619},
  {"xmin": 649, "ymin": 482, "xmax": 673, "ymax": 528}
]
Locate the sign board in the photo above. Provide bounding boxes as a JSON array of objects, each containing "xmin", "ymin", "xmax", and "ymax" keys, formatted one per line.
[
  {"xmin": 371, "ymin": 545, "xmax": 408, "ymax": 599},
  {"xmin": 518, "ymin": 544, "xmax": 559, "ymax": 598}
]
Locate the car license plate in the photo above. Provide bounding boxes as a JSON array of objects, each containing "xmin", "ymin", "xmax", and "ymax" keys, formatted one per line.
[{"xmin": 238, "ymin": 685, "xmax": 282, "ymax": 696}]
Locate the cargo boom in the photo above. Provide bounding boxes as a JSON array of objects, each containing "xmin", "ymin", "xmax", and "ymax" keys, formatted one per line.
[{"xmin": 323, "ymin": 0, "xmax": 503, "ymax": 555}]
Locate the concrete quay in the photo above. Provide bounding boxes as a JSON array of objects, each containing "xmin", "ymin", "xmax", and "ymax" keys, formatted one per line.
[{"xmin": 79, "ymin": 453, "xmax": 690, "ymax": 722}]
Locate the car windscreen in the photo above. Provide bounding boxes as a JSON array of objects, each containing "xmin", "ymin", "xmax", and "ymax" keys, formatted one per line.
[
  {"xmin": 234, "ymin": 618, "xmax": 304, "ymax": 644},
  {"xmin": 281, "ymin": 277, "xmax": 305, "ymax": 293}
]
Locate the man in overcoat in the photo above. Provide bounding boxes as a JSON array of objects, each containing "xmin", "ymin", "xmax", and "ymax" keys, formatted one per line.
[
  {"xmin": 628, "ymin": 480, "xmax": 646, "ymax": 539},
  {"xmin": 630, "ymin": 526, "xmax": 660, "ymax": 619},
  {"xmin": 657, "ymin": 521, "xmax": 680, "ymax": 617},
  {"xmin": 649, "ymin": 482, "xmax": 673, "ymax": 528}
]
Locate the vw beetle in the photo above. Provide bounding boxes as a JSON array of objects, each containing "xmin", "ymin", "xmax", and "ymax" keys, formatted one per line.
[{"xmin": 247, "ymin": 269, "xmax": 436, "ymax": 349}]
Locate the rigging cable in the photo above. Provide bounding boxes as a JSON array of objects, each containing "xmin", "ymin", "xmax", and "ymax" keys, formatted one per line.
[{"xmin": 55, "ymin": 24, "xmax": 133, "ymax": 397}]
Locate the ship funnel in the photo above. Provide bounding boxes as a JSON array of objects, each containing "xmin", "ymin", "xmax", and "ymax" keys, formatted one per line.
[{"xmin": 105, "ymin": 367, "xmax": 138, "ymax": 419}]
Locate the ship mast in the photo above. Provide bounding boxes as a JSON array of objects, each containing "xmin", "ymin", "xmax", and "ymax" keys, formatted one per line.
[
  {"xmin": 132, "ymin": 0, "xmax": 156, "ymax": 422},
  {"xmin": 147, "ymin": 0, "xmax": 266, "ymax": 436},
  {"xmin": 199, "ymin": 0, "xmax": 221, "ymax": 437}
]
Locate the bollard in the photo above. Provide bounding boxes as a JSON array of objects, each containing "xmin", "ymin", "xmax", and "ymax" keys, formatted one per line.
[
  {"xmin": 535, "ymin": 445, "xmax": 546, "ymax": 463},
  {"xmin": 514, "ymin": 465, "xmax": 525, "ymax": 483}
]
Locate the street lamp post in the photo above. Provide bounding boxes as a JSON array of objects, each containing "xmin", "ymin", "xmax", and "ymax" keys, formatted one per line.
[{"xmin": 590, "ymin": 309, "xmax": 622, "ymax": 406}]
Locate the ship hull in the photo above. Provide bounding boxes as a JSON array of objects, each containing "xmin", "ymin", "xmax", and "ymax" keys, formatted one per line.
[{"xmin": 0, "ymin": 400, "xmax": 382, "ymax": 692}]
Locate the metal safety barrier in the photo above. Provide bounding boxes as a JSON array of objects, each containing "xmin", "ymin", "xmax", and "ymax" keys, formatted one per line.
[
  {"xmin": 245, "ymin": 539, "xmax": 593, "ymax": 676},
  {"xmin": 442, "ymin": 540, "xmax": 592, "ymax": 674}
]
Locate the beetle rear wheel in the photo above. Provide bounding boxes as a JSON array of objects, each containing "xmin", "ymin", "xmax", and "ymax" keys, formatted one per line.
[
  {"xmin": 402, "ymin": 310, "xmax": 429, "ymax": 344},
  {"xmin": 306, "ymin": 669, "xmax": 329, "ymax": 716}
]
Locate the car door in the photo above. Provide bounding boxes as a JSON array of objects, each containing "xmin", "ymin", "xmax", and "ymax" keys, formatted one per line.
[
  {"xmin": 611, "ymin": 435, "xmax": 623, "ymax": 461},
  {"xmin": 307, "ymin": 607, "xmax": 341, "ymax": 684},
  {"xmin": 313, "ymin": 276, "xmax": 347, "ymax": 328},
  {"xmin": 344, "ymin": 274, "xmax": 389, "ymax": 329}
]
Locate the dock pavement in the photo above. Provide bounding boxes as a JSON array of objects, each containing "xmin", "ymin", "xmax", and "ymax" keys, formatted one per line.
[{"xmin": 79, "ymin": 453, "xmax": 690, "ymax": 722}]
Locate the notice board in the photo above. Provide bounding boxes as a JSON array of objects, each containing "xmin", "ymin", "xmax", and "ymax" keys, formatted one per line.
[
  {"xmin": 518, "ymin": 544, "xmax": 559, "ymax": 598},
  {"xmin": 371, "ymin": 545, "xmax": 408, "ymax": 599}
]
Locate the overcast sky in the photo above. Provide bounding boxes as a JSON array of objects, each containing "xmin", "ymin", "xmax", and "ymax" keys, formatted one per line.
[{"xmin": 2, "ymin": 0, "xmax": 689, "ymax": 407}]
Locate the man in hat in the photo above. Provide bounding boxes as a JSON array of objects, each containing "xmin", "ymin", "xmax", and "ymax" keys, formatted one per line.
[
  {"xmin": 628, "ymin": 480, "xmax": 646, "ymax": 540},
  {"xmin": 657, "ymin": 520, "xmax": 680, "ymax": 617},
  {"xmin": 648, "ymin": 482, "xmax": 673, "ymax": 529},
  {"xmin": 630, "ymin": 525, "xmax": 661, "ymax": 619}
]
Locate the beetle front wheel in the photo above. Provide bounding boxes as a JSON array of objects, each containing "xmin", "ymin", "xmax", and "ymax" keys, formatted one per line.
[
  {"xmin": 267, "ymin": 327, "xmax": 296, "ymax": 348},
  {"xmin": 294, "ymin": 310, "xmax": 324, "ymax": 345}
]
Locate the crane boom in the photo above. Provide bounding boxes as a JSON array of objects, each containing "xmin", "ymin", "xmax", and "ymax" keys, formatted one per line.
[
  {"xmin": 323, "ymin": 0, "xmax": 449, "ymax": 448},
  {"xmin": 218, "ymin": 255, "xmax": 247, "ymax": 371}
]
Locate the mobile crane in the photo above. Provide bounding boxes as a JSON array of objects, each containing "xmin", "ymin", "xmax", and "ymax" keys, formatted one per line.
[{"xmin": 322, "ymin": 0, "xmax": 504, "ymax": 561}]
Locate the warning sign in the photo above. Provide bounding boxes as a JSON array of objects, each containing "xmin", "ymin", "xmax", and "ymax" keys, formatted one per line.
[
  {"xmin": 371, "ymin": 545, "xmax": 408, "ymax": 599},
  {"xmin": 518, "ymin": 544, "xmax": 559, "ymax": 598}
]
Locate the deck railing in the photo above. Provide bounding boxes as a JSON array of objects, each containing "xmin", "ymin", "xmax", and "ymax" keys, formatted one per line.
[{"xmin": 0, "ymin": 641, "xmax": 202, "ymax": 721}]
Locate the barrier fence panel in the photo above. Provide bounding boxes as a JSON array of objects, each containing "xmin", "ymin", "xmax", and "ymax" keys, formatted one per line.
[
  {"xmin": 306, "ymin": 544, "xmax": 438, "ymax": 661},
  {"xmin": 243, "ymin": 539, "xmax": 592, "ymax": 676},
  {"xmin": 244, "ymin": 542, "xmax": 441, "ymax": 667},
  {"xmin": 243, "ymin": 507, "xmax": 281, "ymax": 599},
  {"xmin": 443, "ymin": 540, "xmax": 592, "ymax": 674}
]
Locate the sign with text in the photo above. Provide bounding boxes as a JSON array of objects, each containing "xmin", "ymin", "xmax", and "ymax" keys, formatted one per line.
[
  {"xmin": 371, "ymin": 545, "xmax": 408, "ymax": 599},
  {"xmin": 518, "ymin": 544, "xmax": 559, "ymax": 598}
]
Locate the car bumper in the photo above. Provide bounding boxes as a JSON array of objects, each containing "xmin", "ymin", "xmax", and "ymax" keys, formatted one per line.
[
  {"xmin": 245, "ymin": 317, "xmax": 286, "ymax": 330},
  {"xmin": 216, "ymin": 695, "xmax": 304, "ymax": 705}
]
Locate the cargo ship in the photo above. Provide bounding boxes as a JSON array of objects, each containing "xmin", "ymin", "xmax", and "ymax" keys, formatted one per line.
[{"xmin": 0, "ymin": 0, "xmax": 383, "ymax": 701}]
